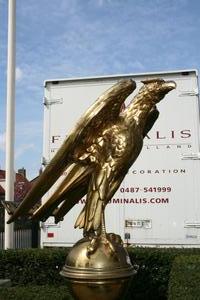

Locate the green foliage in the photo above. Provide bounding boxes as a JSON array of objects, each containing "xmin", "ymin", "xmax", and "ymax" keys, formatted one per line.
[
  {"xmin": 168, "ymin": 255, "xmax": 200, "ymax": 300},
  {"xmin": 127, "ymin": 247, "xmax": 200, "ymax": 300},
  {"xmin": 0, "ymin": 248, "xmax": 68, "ymax": 286},
  {"xmin": 0, "ymin": 285, "xmax": 73, "ymax": 300},
  {"xmin": 0, "ymin": 247, "xmax": 200, "ymax": 300}
]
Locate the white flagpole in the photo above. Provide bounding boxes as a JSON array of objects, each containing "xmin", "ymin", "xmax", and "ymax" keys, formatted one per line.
[{"xmin": 4, "ymin": 0, "xmax": 16, "ymax": 249}]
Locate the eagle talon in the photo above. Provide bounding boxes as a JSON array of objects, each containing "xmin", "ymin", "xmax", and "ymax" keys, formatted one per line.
[
  {"xmin": 86, "ymin": 236, "xmax": 99, "ymax": 256},
  {"xmin": 104, "ymin": 238, "xmax": 116, "ymax": 255}
]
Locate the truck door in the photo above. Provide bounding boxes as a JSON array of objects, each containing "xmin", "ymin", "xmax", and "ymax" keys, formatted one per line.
[{"xmin": 123, "ymin": 72, "xmax": 200, "ymax": 246}]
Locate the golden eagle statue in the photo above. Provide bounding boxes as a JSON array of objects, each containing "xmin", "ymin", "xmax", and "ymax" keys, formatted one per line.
[{"xmin": 6, "ymin": 78, "xmax": 176, "ymax": 238}]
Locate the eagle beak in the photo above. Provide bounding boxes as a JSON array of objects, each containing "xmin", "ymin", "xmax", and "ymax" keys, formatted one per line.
[{"xmin": 164, "ymin": 81, "xmax": 176, "ymax": 91}]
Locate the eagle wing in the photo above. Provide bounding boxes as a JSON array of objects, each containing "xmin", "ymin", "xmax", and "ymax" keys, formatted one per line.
[
  {"xmin": 8, "ymin": 79, "xmax": 136, "ymax": 223},
  {"xmin": 31, "ymin": 163, "xmax": 91, "ymax": 222},
  {"xmin": 143, "ymin": 106, "xmax": 159, "ymax": 137}
]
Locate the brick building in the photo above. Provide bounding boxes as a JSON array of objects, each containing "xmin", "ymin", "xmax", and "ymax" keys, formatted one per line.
[{"xmin": 0, "ymin": 168, "xmax": 32, "ymax": 203}]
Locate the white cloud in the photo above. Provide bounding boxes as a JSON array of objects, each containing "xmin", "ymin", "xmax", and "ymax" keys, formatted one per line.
[
  {"xmin": 16, "ymin": 120, "xmax": 43, "ymax": 138},
  {"xmin": 15, "ymin": 143, "xmax": 35, "ymax": 159},
  {"xmin": 130, "ymin": 61, "xmax": 145, "ymax": 71},
  {"xmin": 96, "ymin": 0, "xmax": 111, "ymax": 6},
  {"xmin": 16, "ymin": 67, "xmax": 23, "ymax": 81}
]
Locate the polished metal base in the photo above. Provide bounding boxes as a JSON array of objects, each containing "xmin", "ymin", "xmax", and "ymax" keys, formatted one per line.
[
  {"xmin": 60, "ymin": 234, "xmax": 137, "ymax": 300},
  {"xmin": 64, "ymin": 277, "xmax": 131, "ymax": 300}
]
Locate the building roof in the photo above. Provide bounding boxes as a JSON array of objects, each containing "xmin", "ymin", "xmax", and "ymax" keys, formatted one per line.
[{"xmin": 0, "ymin": 170, "xmax": 32, "ymax": 202}]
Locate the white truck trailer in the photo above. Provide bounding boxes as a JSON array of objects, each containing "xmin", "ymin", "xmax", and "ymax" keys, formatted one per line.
[{"xmin": 41, "ymin": 69, "xmax": 200, "ymax": 247}]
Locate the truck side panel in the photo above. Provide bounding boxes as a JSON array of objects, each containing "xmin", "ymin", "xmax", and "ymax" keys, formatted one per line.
[{"xmin": 41, "ymin": 70, "xmax": 200, "ymax": 247}]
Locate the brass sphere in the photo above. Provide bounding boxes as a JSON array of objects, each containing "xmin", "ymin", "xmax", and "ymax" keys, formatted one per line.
[{"xmin": 60, "ymin": 234, "xmax": 136, "ymax": 300}]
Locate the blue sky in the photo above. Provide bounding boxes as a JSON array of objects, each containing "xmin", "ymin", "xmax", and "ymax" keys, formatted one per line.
[{"xmin": 0, "ymin": 0, "xmax": 200, "ymax": 179}]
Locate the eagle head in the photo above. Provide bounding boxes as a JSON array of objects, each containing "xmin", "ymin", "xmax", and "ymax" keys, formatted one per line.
[{"xmin": 141, "ymin": 78, "xmax": 176, "ymax": 103}]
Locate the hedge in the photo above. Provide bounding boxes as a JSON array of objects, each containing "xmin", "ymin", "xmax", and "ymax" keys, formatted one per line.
[
  {"xmin": 1, "ymin": 248, "xmax": 200, "ymax": 300},
  {"xmin": 0, "ymin": 285, "xmax": 72, "ymax": 300},
  {"xmin": 168, "ymin": 255, "xmax": 200, "ymax": 300},
  {"xmin": 0, "ymin": 248, "xmax": 68, "ymax": 286},
  {"xmin": 128, "ymin": 247, "xmax": 200, "ymax": 300}
]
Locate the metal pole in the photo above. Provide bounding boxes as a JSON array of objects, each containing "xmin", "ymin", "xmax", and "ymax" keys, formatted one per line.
[{"xmin": 4, "ymin": 0, "xmax": 16, "ymax": 249}]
